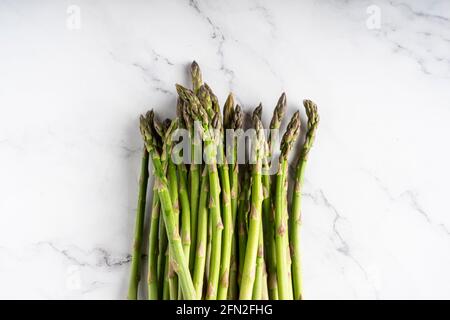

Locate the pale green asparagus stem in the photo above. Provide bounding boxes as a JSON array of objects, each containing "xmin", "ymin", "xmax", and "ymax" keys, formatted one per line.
[
  {"xmin": 178, "ymin": 163, "xmax": 191, "ymax": 267},
  {"xmin": 158, "ymin": 210, "xmax": 168, "ymax": 298},
  {"xmin": 239, "ymin": 116, "xmax": 265, "ymax": 300},
  {"xmin": 153, "ymin": 113, "xmax": 167, "ymax": 299},
  {"xmin": 147, "ymin": 183, "xmax": 160, "ymax": 299},
  {"xmin": 285, "ymin": 194, "xmax": 293, "ymax": 298},
  {"xmin": 251, "ymin": 104, "xmax": 266, "ymax": 301},
  {"xmin": 228, "ymin": 105, "xmax": 242, "ymax": 300},
  {"xmin": 205, "ymin": 122, "xmax": 223, "ymax": 299},
  {"xmin": 217, "ymin": 156, "xmax": 232, "ymax": 300},
  {"xmin": 274, "ymin": 160, "xmax": 289, "ymax": 299},
  {"xmin": 193, "ymin": 167, "xmax": 209, "ymax": 299},
  {"xmin": 252, "ymin": 224, "xmax": 264, "ymax": 300},
  {"xmin": 217, "ymin": 101, "xmax": 233, "ymax": 299},
  {"xmin": 159, "ymin": 117, "xmax": 180, "ymax": 299},
  {"xmin": 263, "ymin": 93, "xmax": 286, "ymax": 300},
  {"xmin": 228, "ymin": 239, "xmax": 238, "ymax": 300},
  {"xmin": 291, "ymin": 100, "xmax": 319, "ymax": 300},
  {"xmin": 176, "ymin": 84, "xmax": 223, "ymax": 300},
  {"xmin": 168, "ymin": 259, "xmax": 178, "ymax": 300},
  {"xmin": 187, "ymin": 66, "xmax": 202, "ymax": 272},
  {"xmin": 127, "ymin": 146, "xmax": 149, "ymax": 300},
  {"xmin": 206, "ymin": 157, "xmax": 223, "ymax": 300},
  {"xmin": 167, "ymin": 152, "xmax": 179, "ymax": 299},
  {"xmin": 189, "ymin": 163, "xmax": 200, "ymax": 272},
  {"xmin": 261, "ymin": 262, "xmax": 269, "ymax": 300},
  {"xmin": 140, "ymin": 112, "xmax": 196, "ymax": 300},
  {"xmin": 178, "ymin": 162, "xmax": 191, "ymax": 300},
  {"xmin": 205, "ymin": 203, "xmax": 213, "ymax": 282},
  {"xmin": 162, "ymin": 248, "xmax": 169, "ymax": 300},
  {"xmin": 237, "ymin": 166, "xmax": 250, "ymax": 286},
  {"xmin": 275, "ymin": 111, "xmax": 300, "ymax": 300}
]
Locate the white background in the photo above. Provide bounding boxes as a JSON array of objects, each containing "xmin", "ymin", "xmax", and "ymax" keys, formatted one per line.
[{"xmin": 0, "ymin": 0, "xmax": 449, "ymax": 299}]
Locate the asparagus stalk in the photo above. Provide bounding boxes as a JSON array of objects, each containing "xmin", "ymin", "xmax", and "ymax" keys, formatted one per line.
[
  {"xmin": 228, "ymin": 104, "xmax": 243, "ymax": 300},
  {"xmin": 204, "ymin": 115, "xmax": 224, "ymax": 300},
  {"xmin": 239, "ymin": 115, "xmax": 265, "ymax": 300},
  {"xmin": 162, "ymin": 248, "xmax": 170, "ymax": 300},
  {"xmin": 228, "ymin": 241, "xmax": 238, "ymax": 300},
  {"xmin": 263, "ymin": 93, "xmax": 286, "ymax": 300},
  {"xmin": 196, "ymin": 85, "xmax": 224, "ymax": 299},
  {"xmin": 154, "ymin": 120, "xmax": 168, "ymax": 298},
  {"xmin": 230, "ymin": 105, "xmax": 243, "ymax": 225},
  {"xmin": 252, "ymin": 225, "xmax": 264, "ymax": 300},
  {"xmin": 178, "ymin": 162, "xmax": 191, "ymax": 300},
  {"xmin": 291, "ymin": 100, "xmax": 319, "ymax": 300},
  {"xmin": 261, "ymin": 262, "xmax": 269, "ymax": 300},
  {"xmin": 147, "ymin": 182, "xmax": 160, "ymax": 299},
  {"xmin": 147, "ymin": 115, "xmax": 169, "ymax": 300},
  {"xmin": 127, "ymin": 145, "xmax": 149, "ymax": 300},
  {"xmin": 176, "ymin": 107, "xmax": 192, "ymax": 276},
  {"xmin": 275, "ymin": 111, "xmax": 300, "ymax": 300},
  {"xmin": 157, "ymin": 213, "xmax": 168, "ymax": 297},
  {"xmin": 193, "ymin": 167, "xmax": 209, "ymax": 299},
  {"xmin": 216, "ymin": 93, "xmax": 234, "ymax": 300},
  {"xmin": 237, "ymin": 165, "xmax": 250, "ymax": 286},
  {"xmin": 162, "ymin": 119, "xmax": 180, "ymax": 300},
  {"xmin": 217, "ymin": 156, "xmax": 232, "ymax": 300},
  {"xmin": 168, "ymin": 261, "xmax": 178, "ymax": 300},
  {"xmin": 205, "ymin": 202, "xmax": 213, "ymax": 282},
  {"xmin": 176, "ymin": 84, "xmax": 224, "ymax": 300},
  {"xmin": 140, "ymin": 112, "xmax": 196, "ymax": 299},
  {"xmin": 251, "ymin": 105, "xmax": 264, "ymax": 301},
  {"xmin": 188, "ymin": 63, "xmax": 202, "ymax": 271}
]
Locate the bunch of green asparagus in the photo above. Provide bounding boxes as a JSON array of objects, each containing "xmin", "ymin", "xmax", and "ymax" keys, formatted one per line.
[{"xmin": 127, "ymin": 61, "xmax": 319, "ymax": 300}]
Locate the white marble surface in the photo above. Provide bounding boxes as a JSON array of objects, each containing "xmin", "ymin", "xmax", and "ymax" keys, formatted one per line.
[{"xmin": 1, "ymin": 0, "xmax": 449, "ymax": 299}]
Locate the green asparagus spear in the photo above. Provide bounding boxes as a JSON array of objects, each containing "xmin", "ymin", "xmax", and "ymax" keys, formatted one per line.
[
  {"xmin": 154, "ymin": 121, "xmax": 168, "ymax": 299},
  {"xmin": 228, "ymin": 105, "xmax": 243, "ymax": 299},
  {"xmin": 263, "ymin": 93, "xmax": 286, "ymax": 299},
  {"xmin": 275, "ymin": 111, "xmax": 300, "ymax": 300},
  {"xmin": 176, "ymin": 107, "xmax": 191, "ymax": 283},
  {"xmin": 140, "ymin": 112, "xmax": 197, "ymax": 300},
  {"xmin": 162, "ymin": 247, "xmax": 170, "ymax": 300},
  {"xmin": 290, "ymin": 100, "xmax": 319, "ymax": 300},
  {"xmin": 252, "ymin": 225, "xmax": 264, "ymax": 300},
  {"xmin": 237, "ymin": 165, "xmax": 250, "ymax": 287},
  {"xmin": 176, "ymin": 84, "xmax": 223, "ymax": 300},
  {"xmin": 261, "ymin": 261, "xmax": 269, "ymax": 300},
  {"xmin": 251, "ymin": 104, "xmax": 264, "ymax": 301},
  {"xmin": 217, "ymin": 94, "xmax": 234, "ymax": 300},
  {"xmin": 204, "ymin": 114, "xmax": 224, "ymax": 300},
  {"xmin": 127, "ymin": 145, "xmax": 149, "ymax": 300},
  {"xmin": 239, "ymin": 115, "xmax": 265, "ymax": 300},
  {"xmin": 147, "ymin": 182, "xmax": 160, "ymax": 299},
  {"xmin": 162, "ymin": 119, "xmax": 180, "ymax": 300},
  {"xmin": 189, "ymin": 64, "xmax": 203, "ymax": 272},
  {"xmin": 193, "ymin": 167, "xmax": 209, "ymax": 299}
]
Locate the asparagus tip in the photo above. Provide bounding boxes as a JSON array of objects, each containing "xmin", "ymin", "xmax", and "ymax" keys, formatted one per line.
[
  {"xmin": 280, "ymin": 110, "xmax": 301, "ymax": 159},
  {"xmin": 233, "ymin": 104, "xmax": 243, "ymax": 130},
  {"xmin": 253, "ymin": 103, "xmax": 263, "ymax": 121},
  {"xmin": 280, "ymin": 92, "xmax": 286, "ymax": 105},
  {"xmin": 223, "ymin": 93, "xmax": 235, "ymax": 129}
]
